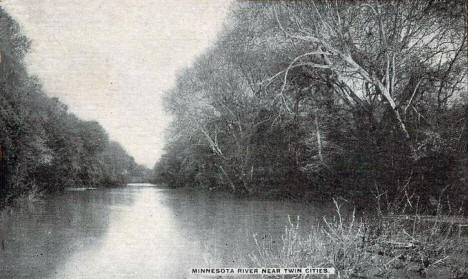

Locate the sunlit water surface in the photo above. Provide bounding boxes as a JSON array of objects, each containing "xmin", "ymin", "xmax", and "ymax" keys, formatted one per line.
[{"xmin": 0, "ymin": 184, "xmax": 333, "ymax": 278}]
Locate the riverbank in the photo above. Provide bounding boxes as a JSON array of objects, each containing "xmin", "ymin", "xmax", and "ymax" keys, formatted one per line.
[{"xmin": 247, "ymin": 200, "xmax": 467, "ymax": 279}]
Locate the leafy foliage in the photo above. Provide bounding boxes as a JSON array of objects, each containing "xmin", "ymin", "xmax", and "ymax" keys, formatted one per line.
[{"xmin": 0, "ymin": 8, "xmax": 145, "ymax": 207}]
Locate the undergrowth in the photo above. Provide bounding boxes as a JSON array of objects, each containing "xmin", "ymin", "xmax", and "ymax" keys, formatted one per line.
[{"xmin": 247, "ymin": 199, "xmax": 467, "ymax": 279}]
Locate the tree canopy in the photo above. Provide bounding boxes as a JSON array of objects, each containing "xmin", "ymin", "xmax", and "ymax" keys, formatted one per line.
[
  {"xmin": 0, "ymin": 8, "xmax": 146, "ymax": 207},
  {"xmin": 153, "ymin": 0, "xmax": 467, "ymax": 208}
]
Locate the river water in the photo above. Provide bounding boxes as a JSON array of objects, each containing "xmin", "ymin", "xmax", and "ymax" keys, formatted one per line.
[{"xmin": 0, "ymin": 184, "xmax": 334, "ymax": 278}]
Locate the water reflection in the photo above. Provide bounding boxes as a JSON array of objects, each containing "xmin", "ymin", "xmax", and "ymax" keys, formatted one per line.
[
  {"xmin": 1, "ymin": 185, "xmax": 334, "ymax": 278},
  {"xmin": 163, "ymin": 189, "xmax": 332, "ymax": 268},
  {"xmin": 52, "ymin": 187, "xmax": 205, "ymax": 279},
  {"xmin": 0, "ymin": 188, "xmax": 133, "ymax": 278}
]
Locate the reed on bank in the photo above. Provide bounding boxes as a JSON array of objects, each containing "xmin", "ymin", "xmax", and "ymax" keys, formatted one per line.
[{"xmin": 248, "ymin": 199, "xmax": 467, "ymax": 279}]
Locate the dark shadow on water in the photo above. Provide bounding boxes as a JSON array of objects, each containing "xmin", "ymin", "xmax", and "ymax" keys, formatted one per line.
[
  {"xmin": 159, "ymin": 187, "xmax": 338, "ymax": 267},
  {"xmin": 0, "ymin": 188, "xmax": 136, "ymax": 278}
]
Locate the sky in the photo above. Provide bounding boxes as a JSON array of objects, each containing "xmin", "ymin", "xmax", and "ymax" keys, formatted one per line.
[{"xmin": 1, "ymin": 0, "xmax": 231, "ymax": 168}]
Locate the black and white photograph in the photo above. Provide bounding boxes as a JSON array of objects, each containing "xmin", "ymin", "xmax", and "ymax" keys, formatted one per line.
[{"xmin": 0, "ymin": 0, "xmax": 467, "ymax": 278}]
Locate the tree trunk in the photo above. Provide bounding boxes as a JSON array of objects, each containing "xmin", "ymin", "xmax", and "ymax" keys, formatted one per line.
[
  {"xmin": 459, "ymin": 104, "xmax": 468, "ymax": 154},
  {"xmin": 314, "ymin": 108, "xmax": 324, "ymax": 164},
  {"xmin": 218, "ymin": 165, "xmax": 236, "ymax": 192}
]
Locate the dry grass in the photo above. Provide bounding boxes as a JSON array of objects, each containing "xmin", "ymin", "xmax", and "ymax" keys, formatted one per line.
[{"xmin": 247, "ymin": 199, "xmax": 467, "ymax": 279}]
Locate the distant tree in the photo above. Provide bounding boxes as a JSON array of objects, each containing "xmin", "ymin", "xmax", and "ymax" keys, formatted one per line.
[{"xmin": 100, "ymin": 141, "xmax": 137, "ymax": 186}]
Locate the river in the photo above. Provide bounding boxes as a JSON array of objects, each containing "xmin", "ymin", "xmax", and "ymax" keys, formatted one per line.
[{"xmin": 0, "ymin": 184, "xmax": 334, "ymax": 278}]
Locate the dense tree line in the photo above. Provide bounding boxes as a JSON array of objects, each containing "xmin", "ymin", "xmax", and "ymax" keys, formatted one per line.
[
  {"xmin": 154, "ymin": 0, "xmax": 467, "ymax": 208},
  {"xmin": 0, "ymin": 8, "xmax": 144, "ymax": 207}
]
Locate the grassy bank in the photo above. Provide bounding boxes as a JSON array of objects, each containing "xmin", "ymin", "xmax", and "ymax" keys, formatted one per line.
[{"xmin": 246, "ymin": 200, "xmax": 467, "ymax": 279}]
